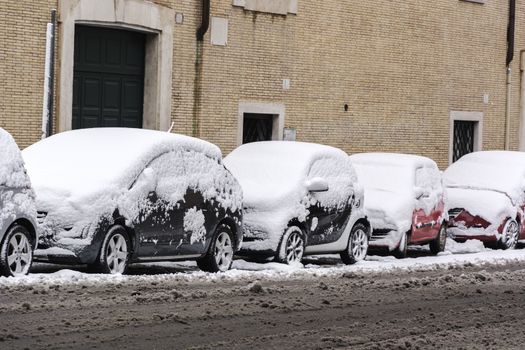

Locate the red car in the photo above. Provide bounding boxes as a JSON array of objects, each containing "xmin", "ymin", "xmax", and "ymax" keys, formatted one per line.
[
  {"xmin": 350, "ymin": 153, "xmax": 447, "ymax": 258},
  {"xmin": 444, "ymin": 151, "xmax": 525, "ymax": 249}
]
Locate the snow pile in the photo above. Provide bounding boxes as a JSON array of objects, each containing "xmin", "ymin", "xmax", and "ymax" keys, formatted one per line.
[
  {"xmin": 23, "ymin": 128, "xmax": 241, "ymax": 253},
  {"xmin": 3, "ymin": 247, "xmax": 525, "ymax": 287},
  {"xmin": 224, "ymin": 141, "xmax": 355, "ymax": 252},
  {"xmin": 444, "ymin": 238, "xmax": 488, "ymax": 254},
  {"xmin": 0, "ymin": 128, "xmax": 36, "ymax": 233},
  {"xmin": 350, "ymin": 153, "xmax": 444, "ymax": 250},
  {"xmin": 444, "ymin": 151, "xmax": 525, "ymax": 237}
]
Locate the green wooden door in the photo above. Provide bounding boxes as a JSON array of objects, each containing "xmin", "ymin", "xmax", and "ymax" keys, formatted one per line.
[{"xmin": 73, "ymin": 26, "xmax": 145, "ymax": 129}]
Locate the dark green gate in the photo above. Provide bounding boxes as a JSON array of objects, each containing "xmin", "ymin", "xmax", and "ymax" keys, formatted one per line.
[{"xmin": 72, "ymin": 25, "xmax": 145, "ymax": 129}]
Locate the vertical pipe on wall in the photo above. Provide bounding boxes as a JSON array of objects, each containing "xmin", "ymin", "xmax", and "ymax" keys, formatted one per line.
[
  {"xmin": 519, "ymin": 52, "xmax": 525, "ymax": 151},
  {"xmin": 192, "ymin": 0, "xmax": 210, "ymax": 137},
  {"xmin": 41, "ymin": 9, "xmax": 57, "ymax": 139},
  {"xmin": 504, "ymin": 0, "xmax": 515, "ymax": 150}
]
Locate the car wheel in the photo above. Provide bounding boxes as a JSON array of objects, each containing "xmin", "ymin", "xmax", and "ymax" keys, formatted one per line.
[
  {"xmin": 94, "ymin": 226, "xmax": 130, "ymax": 274},
  {"xmin": 276, "ymin": 226, "xmax": 305, "ymax": 264},
  {"xmin": 0, "ymin": 224, "xmax": 33, "ymax": 277},
  {"xmin": 393, "ymin": 231, "xmax": 408, "ymax": 259},
  {"xmin": 429, "ymin": 224, "xmax": 447, "ymax": 255},
  {"xmin": 340, "ymin": 223, "xmax": 368, "ymax": 265},
  {"xmin": 498, "ymin": 219, "xmax": 519, "ymax": 250},
  {"xmin": 197, "ymin": 224, "xmax": 235, "ymax": 273}
]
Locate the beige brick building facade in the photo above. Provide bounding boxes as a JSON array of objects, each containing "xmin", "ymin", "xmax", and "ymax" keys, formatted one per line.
[{"xmin": 0, "ymin": 0, "xmax": 522, "ymax": 168}]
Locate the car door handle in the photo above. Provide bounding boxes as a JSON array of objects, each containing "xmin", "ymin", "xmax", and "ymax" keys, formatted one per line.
[{"xmin": 415, "ymin": 221, "xmax": 435, "ymax": 229}]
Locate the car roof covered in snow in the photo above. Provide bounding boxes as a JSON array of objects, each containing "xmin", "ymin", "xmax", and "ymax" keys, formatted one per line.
[
  {"xmin": 457, "ymin": 150, "xmax": 525, "ymax": 166},
  {"xmin": 224, "ymin": 141, "xmax": 349, "ymax": 206},
  {"xmin": 224, "ymin": 141, "xmax": 348, "ymax": 180},
  {"xmin": 23, "ymin": 128, "xmax": 221, "ymax": 196},
  {"xmin": 444, "ymin": 151, "xmax": 525, "ymax": 203},
  {"xmin": 349, "ymin": 152, "xmax": 438, "ymax": 169},
  {"xmin": 0, "ymin": 128, "xmax": 31, "ymax": 188},
  {"xmin": 349, "ymin": 153, "xmax": 439, "ymax": 194}
]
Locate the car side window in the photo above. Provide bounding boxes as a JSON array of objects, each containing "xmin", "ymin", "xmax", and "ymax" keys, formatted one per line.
[
  {"xmin": 141, "ymin": 150, "xmax": 187, "ymax": 202},
  {"xmin": 183, "ymin": 149, "xmax": 218, "ymax": 193},
  {"xmin": 308, "ymin": 157, "xmax": 355, "ymax": 209},
  {"xmin": 182, "ymin": 149, "xmax": 241, "ymax": 209},
  {"xmin": 415, "ymin": 166, "xmax": 443, "ymax": 209},
  {"xmin": 415, "ymin": 166, "xmax": 441, "ymax": 192}
]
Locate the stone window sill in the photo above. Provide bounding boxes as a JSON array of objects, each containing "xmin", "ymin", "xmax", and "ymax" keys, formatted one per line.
[{"xmin": 232, "ymin": 0, "xmax": 297, "ymax": 15}]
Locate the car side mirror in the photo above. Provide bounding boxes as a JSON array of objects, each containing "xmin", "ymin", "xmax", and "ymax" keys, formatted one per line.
[{"xmin": 306, "ymin": 177, "xmax": 329, "ymax": 192}]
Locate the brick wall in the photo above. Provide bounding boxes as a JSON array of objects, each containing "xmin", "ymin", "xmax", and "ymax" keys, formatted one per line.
[
  {"xmin": 0, "ymin": 0, "xmax": 520, "ymax": 169},
  {"xmin": 0, "ymin": 0, "xmax": 58, "ymax": 147}
]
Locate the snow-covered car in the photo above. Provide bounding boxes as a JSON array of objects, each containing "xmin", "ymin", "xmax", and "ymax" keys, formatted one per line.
[
  {"xmin": 23, "ymin": 128, "xmax": 243, "ymax": 274},
  {"xmin": 0, "ymin": 128, "xmax": 37, "ymax": 277},
  {"xmin": 444, "ymin": 151, "xmax": 525, "ymax": 249},
  {"xmin": 224, "ymin": 141, "xmax": 370, "ymax": 265},
  {"xmin": 349, "ymin": 153, "xmax": 447, "ymax": 258}
]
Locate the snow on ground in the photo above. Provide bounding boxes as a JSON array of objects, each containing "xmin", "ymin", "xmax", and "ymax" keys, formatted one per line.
[{"xmin": 0, "ymin": 239, "xmax": 523, "ymax": 288}]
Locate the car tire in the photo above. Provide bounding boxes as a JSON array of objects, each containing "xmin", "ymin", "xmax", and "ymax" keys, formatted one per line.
[
  {"xmin": 275, "ymin": 225, "xmax": 305, "ymax": 265},
  {"xmin": 429, "ymin": 224, "xmax": 447, "ymax": 255},
  {"xmin": 340, "ymin": 222, "xmax": 369, "ymax": 265},
  {"xmin": 0, "ymin": 224, "xmax": 33, "ymax": 277},
  {"xmin": 393, "ymin": 231, "xmax": 408, "ymax": 259},
  {"xmin": 92, "ymin": 225, "xmax": 130, "ymax": 274},
  {"xmin": 498, "ymin": 218, "xmax": 519, "ymax": 250},
  {"xmin": 197, "ymin": 224, "xmax": 235, "ymax": 273}
]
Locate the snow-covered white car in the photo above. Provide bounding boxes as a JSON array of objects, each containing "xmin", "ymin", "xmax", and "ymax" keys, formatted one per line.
[
  {"xmin": 23, "ymin": 128, "xmax": 243, "ymax": 274},
  {"xmin": 0, "ymin": 128, "xmax": 37, "ymax": 277},
  {"xmin": 224, "ymin": 141, "xmax": 370, "ymax": 265},
  {"xmin": 349, "ymin": 153, "xmax": 447, "ymax": 258},
  {"xmin": 444, "ymin": 151, "xmax": 525, "ymax": 249}
]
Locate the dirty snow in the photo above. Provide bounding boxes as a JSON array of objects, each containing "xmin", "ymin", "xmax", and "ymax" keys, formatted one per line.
[{"xmin": 1, "ymin": 239, "xmax": 522, "ymax": 287}]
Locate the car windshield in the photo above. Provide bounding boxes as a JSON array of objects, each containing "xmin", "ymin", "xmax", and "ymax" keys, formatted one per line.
[
  {"xmin": 444, "ymin": 160, "xmax": 525, "ymax": 197},
  {"xmin": 353, "ymin": 163, "xmax": 414, "ymax": 194}
]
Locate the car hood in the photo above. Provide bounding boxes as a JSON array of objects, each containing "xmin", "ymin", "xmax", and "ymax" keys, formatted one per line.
[
  {"xmin": 364, "ymin": 189, "xmax": 414, "ymax": 233},
  {"xmin": 447, "ymin": 187, "xmax": 515, "ymax": 226}
]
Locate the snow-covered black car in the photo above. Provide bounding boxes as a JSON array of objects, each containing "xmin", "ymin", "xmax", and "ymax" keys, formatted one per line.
[
  {"xmin": 0, "ymin": 128, "xmax": 37, "ymax": 277},
  {"xmin": 224, "ymin": 141, "xmax": 370, "ymax": 265},
  {"xmin": 23, "ymin": 128, "xmax": 243, "ymax": 274}
]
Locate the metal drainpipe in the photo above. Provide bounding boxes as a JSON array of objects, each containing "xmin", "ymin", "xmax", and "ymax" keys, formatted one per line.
[
  {"xmin": 41, "ymin": 9, "xmax": 57, "ymax": 139},
  {"xmin": 197, "ymin": 0, "xmax": 210, "ymax": 41},
  {"xmin": 192, "ymin": 0, "xmax": 210, "ymax": 137},
  {"xmin": 505, "ymin": 0, "xmax": 515, "ymax": 150}
]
